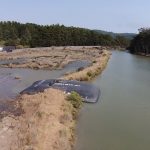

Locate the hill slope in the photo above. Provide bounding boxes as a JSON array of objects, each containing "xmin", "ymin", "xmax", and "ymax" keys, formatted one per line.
[{"xmin": 93, "ymin": 30, "xmax": 136, "ymax": 40}]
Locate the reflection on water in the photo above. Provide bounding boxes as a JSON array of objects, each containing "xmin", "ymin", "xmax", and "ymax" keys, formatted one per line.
[{"xmin": 76, "ymin": 51, "xmax": 150, "ymax": 150}]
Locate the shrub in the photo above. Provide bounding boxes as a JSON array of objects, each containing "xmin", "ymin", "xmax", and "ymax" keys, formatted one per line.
[
  {"xmin": 36, "ymin": 111, "xmax": 43, "ymax": 118},
  {"xmin": 77, "ymin": 67, "xmax": 84, "ymax": 72},
  {"xmin": 79, "ymin": 75, "xmax": 89, "ymax": 81},
  {"xmin": 92, "ymin": 60, "xmax": 97, "ymax": 63},
  {"xmin": 16, "ymin": 45, "xmax": 24, "ymax": 49},
  {"xmin": 66, "ymin": 91, "xmax": 82, "ymax": 109},
  {"xmin": 87, "ymin": 71, "xmax": 93, "ymax": 77}
]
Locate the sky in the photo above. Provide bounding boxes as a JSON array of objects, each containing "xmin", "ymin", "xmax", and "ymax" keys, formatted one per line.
[{"xmin": 0, "ymin": 0, "xmax": 149, "ymax": 33}]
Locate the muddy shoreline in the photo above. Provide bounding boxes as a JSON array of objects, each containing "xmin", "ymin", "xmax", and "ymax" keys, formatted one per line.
[{"xmin": 0, "ymin": 46, "xmax": 111, "ymax": 150}]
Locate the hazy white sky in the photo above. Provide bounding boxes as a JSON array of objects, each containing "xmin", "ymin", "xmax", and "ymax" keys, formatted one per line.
[{"xmin": 0, "ymin": 0, "xmax": 149, "ymax": 33}]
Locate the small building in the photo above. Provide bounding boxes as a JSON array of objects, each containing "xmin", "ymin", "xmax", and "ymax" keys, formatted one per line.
[{"xmin": 3, "ymin": 46, "xmax": 16, "ymax": 52}]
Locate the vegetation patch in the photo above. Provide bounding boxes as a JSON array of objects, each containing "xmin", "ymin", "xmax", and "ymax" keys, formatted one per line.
[
  {"xmin": 66, "ymin": 91, "xmax": 82, "ymax": 120},
  {"xmin": 87, "ymin": 70, "xmax": 93, "ymax": 78},
  {"xmin": 128, "ymin": 28, "xmax": 150, "ymax": 55},
  {"xmin": 66, "ymin": 91, "xmax": 82, "ymax": 109},
  {"xmin": 92, "ymin": 60, "xmax": 97, "ymax": 63}
]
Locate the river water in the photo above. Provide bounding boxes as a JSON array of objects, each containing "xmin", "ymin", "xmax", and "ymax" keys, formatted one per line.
[{"xmin": 76, "ymin": 51, "xmax": 150, "ymax": 150}]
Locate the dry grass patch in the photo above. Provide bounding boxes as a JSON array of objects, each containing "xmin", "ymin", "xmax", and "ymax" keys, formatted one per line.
[
  {"xmin": 16, "ymin": 89, "xmax": 77, "ymax": 150},
  {"xmin": 0, "ymin": 89, "xmax": 79, "ymax": 150}
]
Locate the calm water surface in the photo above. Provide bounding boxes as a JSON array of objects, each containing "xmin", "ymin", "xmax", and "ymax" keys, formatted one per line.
[
  {"xmin": 76, "ymin": 51, "xmax": 150, "ymax": 150},
  {"xmin": 0, "ymin": 60, "xmax": 90, "ymax": 100}
]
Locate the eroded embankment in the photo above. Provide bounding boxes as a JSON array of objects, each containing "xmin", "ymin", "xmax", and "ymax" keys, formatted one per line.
[
  {"xmin": 0, "ymin": 48, "xmax": 111, "ymax": 150},
  {"xmin": 0, "ymin": 89, "xmax": 78, "ymax": 150}
]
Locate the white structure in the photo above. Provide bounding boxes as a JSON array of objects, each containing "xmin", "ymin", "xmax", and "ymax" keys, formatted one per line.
[{"xmin": 0, "ymin": 47, "xmax": 3, "ymax": 52}]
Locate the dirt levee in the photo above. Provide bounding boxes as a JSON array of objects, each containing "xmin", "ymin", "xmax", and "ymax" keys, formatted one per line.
[{"xmin": 0, "ymin": 89, "xmax": 75, "ymax": 150}]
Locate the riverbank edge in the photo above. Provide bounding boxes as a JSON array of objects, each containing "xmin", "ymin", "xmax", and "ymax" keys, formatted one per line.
[
  {"xmin": 0, "ymin": 49, "xmax": 111, "ymax": 150},
  {"xmin": 63, "ymin": 50, "xmax": 111, "ymax": 81}
]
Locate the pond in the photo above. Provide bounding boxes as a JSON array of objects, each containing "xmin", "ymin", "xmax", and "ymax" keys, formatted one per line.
[{"xmin": 0, "ymin": 60, "xmax": 91, "ymax": 100}]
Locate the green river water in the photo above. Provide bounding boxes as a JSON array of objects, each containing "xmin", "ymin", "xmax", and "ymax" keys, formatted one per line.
[{"xmin": 76, "ymin": 51, "xmax": 150, "ymax": 150}]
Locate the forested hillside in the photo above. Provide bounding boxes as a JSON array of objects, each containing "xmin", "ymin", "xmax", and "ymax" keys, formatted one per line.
[
  {"xmin": 0, "ymin": 21, "xmax": 129, "ymax": 48},
  {"xmin": 94, "ymin": 30, "xmax": 136, "ymax": 40},
  {"xmin": 128, "ymin": 28, "xmax": 150, "ymax": 55}
]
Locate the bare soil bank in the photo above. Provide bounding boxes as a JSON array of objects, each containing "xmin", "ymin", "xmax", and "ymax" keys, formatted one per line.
[
  {"xmin": 0, "ymin": 89, "xmax": 76, "ymax": 150},
  {"xmin": 0, "ymin": 46, "xmax": 111, "ymax": 150}
]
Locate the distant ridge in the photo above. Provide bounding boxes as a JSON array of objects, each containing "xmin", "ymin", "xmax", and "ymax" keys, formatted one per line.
[{"xmin": 93, "ymin": 30, "xmax": 136, "ymax": 40}]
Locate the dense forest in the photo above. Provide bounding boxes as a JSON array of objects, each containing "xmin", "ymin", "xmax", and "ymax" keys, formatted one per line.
[
  {"xmin": 128, "ymin": 28, "xmax": 150, "ymax": 55},
  {"xmin": 0, "ymin": 21, "xmax": 129, "ymax": 48}
]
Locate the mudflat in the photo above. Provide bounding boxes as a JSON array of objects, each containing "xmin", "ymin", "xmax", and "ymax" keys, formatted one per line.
[
  {"xmin": 0, "ymin": 46, "xmax": 107, "ymax": 69},
  {"xmin": 0, "ymin": 46, "xmax": 111, "ymax": 150}
]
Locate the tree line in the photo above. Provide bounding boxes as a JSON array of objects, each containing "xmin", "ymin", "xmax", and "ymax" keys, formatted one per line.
[
  {"xmin": 128, "ymin": 28, "xmax": 150, "ymax": 55},
  {"xmin": 0, "ymin": 21, "xmax": 130, "ymax": 48}
]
